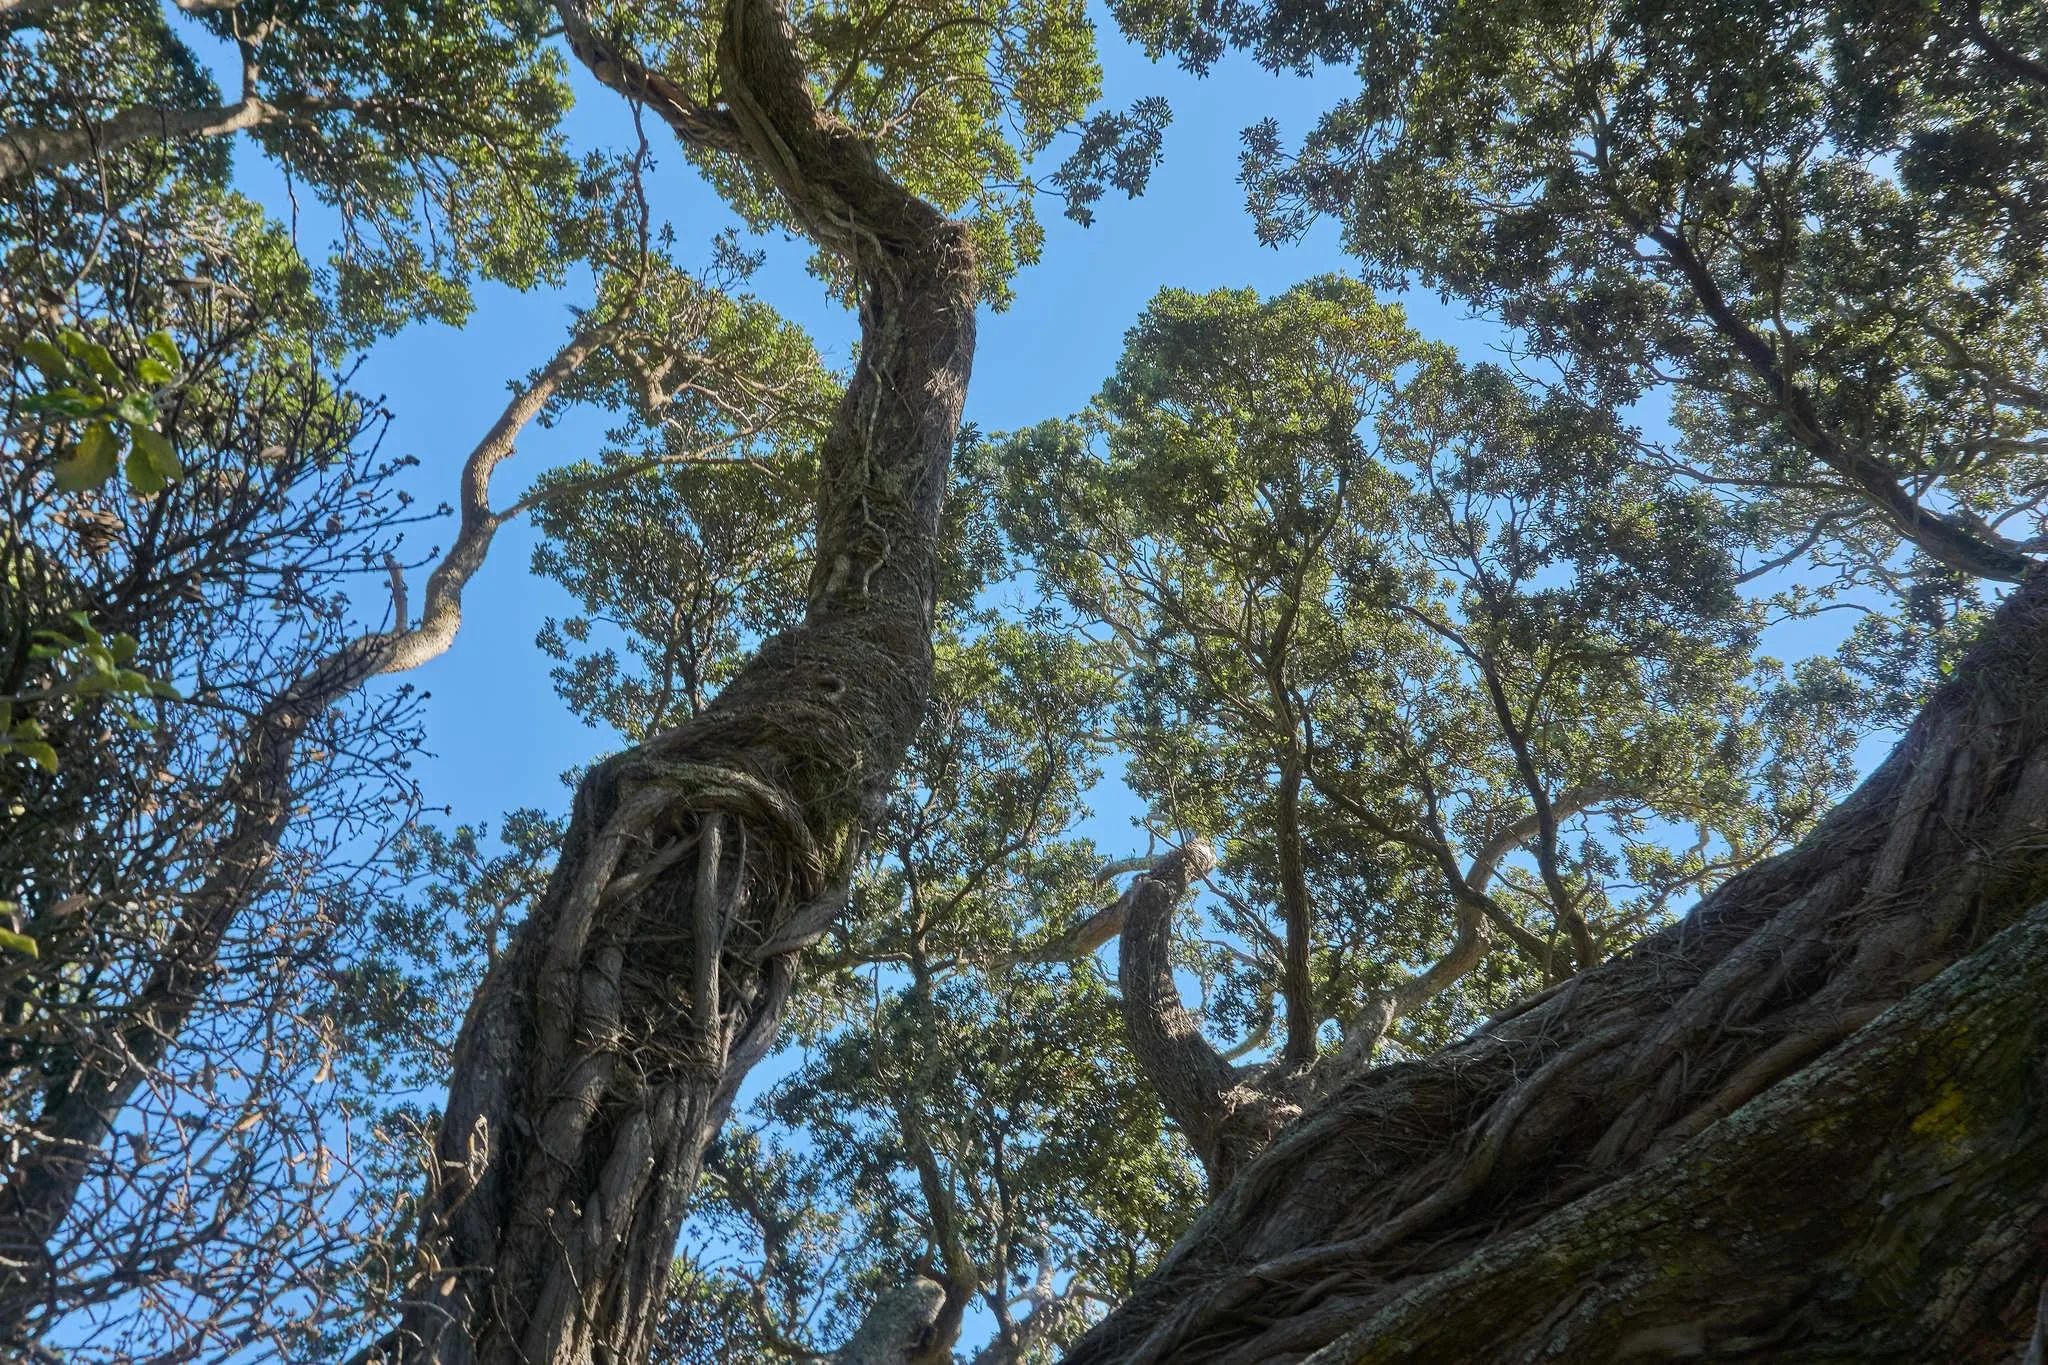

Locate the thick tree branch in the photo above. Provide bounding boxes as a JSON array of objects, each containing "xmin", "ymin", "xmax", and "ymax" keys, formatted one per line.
[
  {"xmin": 553, "ymin": 0, "xmax": 749, "ymax": 158},
  {"xmin": 1950, "ymin": 0, "xmax": 2048, "ymax": 85},
  {"xmin": 1115, "ymin": 844, "xmax": 1299, "ymax": 1193},
  {"xmin": 1303, "ymin": 896, "xmax": 2048, "ymax": 1362},
  {"xmin": 833, "ymin": 1280, "xmax": 945, "ymax": 1365}
]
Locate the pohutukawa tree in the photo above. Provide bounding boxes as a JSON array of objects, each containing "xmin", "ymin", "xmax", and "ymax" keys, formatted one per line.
[
  {"xmin": 993, "ymin": 276, "xmax": 1864, "ymax": 1196},
  {"xmin": 1056, "ymin": 0, "xmax": 2048, "ymax": 1357},
  {"xmin": 5, "ymin": 0, "xmax": 2048, "ymax": 1358},
  {"xmin": 359, "ymin": 0, "xmax": 1161, "ymax": 1356}
]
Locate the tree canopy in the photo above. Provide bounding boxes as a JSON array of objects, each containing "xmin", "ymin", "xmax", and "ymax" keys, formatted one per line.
[{"xmin": 2, "ymin": 0, "xmax": 2045, "ymax": 1362}]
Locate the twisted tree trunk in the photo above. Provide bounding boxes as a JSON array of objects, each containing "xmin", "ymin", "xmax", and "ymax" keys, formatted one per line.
[
  {"xmin": 383, "ymin": 3, "xmax": 977, "ymax": 1360},
  {"xmin": 1065, "ymin": 569, "xmax": 2048, "ymax": 1364}
]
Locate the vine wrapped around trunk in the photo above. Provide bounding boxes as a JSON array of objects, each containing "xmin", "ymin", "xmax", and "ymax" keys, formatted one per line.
[
  {"xmin": 381, "ymin": 1, "xmax": 977, "ymax": 1360},
  {"xmin": 1064, "ymin": 568, "xmax": 2048, "ymax": 1364}
]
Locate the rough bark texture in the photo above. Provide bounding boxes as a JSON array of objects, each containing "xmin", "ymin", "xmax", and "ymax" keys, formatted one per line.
[
  {"xmin": 835, "ymin": 1279, "xmax": 945, "ymax": 1364},
  {"xmin": 383, "ymin": 3, "xmax": 976, "ymax": 1360},
  {"xmin": 1064, "ymin": 568, "xmax": 2048, "ymax": 1365},
  {"xmin": 1115, "ymin": 845, "xmax": 1302, "ymax": 1195}
]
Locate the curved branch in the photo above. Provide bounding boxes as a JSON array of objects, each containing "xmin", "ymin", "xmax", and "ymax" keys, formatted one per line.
[
  {"xmin": 1949, "ymin": 0, "xmax": 2048, "ymax": 85},
  {"xmin": 553, "ymin": 0, "xmax": 749, "ymax": 157},
  {"xmin": 977, "ymin": 855, "xmax": 1159, "ymax": 967},
  {"xmin": 1639, "ymin": 219, "xmax": 2037, "ymax": 582},
  {"xmin": 1115, "ymin": 844, "xmax": 1297, "ymax": 1191},
  {"xmin": 1462, "ymin": 782, "xmax": 1621, "ymax": 897},
  {"xmin": 1336, "ymin": 782, "xmax": 1625, "ymax": 1066}
]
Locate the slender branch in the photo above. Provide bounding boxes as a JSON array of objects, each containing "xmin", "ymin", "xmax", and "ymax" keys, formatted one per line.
[
  {"xmin": 1474, "ymin": 653, "xmax": 1599, "ymax": 971},
  {"xmin": 1950, "ymin": 0, "xmax": 2048, "ymax": 85},
  {"xmin": 1335, "ymin": 782, "xmax": 1625, "ymax": 1067},
  {"xmin": 978, "ymin": 855, "xmax": 1165, "ymax": 967},
  {"xmin": 1639, "ymin": 219, "xmax": 2036, "ymax": 581},
  {"xmin": 552, "ymin": 0, "xmax": 748, "ymax": 157},
  {"xmin": 0, "ymin": 318, "xmax": 620, "ymax": 1277}
]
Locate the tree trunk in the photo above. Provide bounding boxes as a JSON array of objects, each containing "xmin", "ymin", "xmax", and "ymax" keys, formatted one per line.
[
  {"xmin": 383, "ymin": 3, "xmax": 977, "ymax": 1360},
  {"xmin": 1063, "ymin": 569, "xmax": 2048, "ymax": 1364}
]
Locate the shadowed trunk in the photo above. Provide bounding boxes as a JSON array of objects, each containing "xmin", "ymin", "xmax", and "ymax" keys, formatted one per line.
[
  {"xmin": 1063, "ymin": 568, "xmax": 2048, "ymax": 1364},
  {"xmin": 380, "ymin": 1, "xmax": 976, "ymax": 1359},
  {"xmin": 1114, "ymin": 845, "xmax": 1302, "ymax": 1195}
]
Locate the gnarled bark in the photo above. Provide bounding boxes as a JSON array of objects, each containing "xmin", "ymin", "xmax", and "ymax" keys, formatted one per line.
[
  {"xmin": 379, "ymin": 2, "xmax": 977, "ymax": 1359},
  {"xmin": 1063, "ymin": 568, "xmax": 2048, "ymax": 1364},
  {"xmin": 1299, "ymin": 895, "xmax": 2048, "ymax": 1362},
  {"xmin": 1115, "ymin": 845, "xmax": 1301, "ymax": 1195}
]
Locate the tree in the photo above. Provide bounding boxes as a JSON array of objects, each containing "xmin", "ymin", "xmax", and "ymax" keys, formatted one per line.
[
  {"xmin": 997, "ymin": 277, "xmax": 1861, "ymax": 1191},
  {"xmin": 1054, "ymin": 0, "xmax": 2048, "ymax": 1356},
  {"xmin": 0, "ymin": 175, "xmax": 819, "ymax": 1359},
  {"xmin": 0, "ymin": 4, "xmax": 839, "ymax": 1352},
  {"xmin": 345, "ymin": 445, "xmax": 1201, "ymax": 1364},
  {"xmin": 363, "ymin": 0, "xmax": 1165, "ymax": 1356},
  {"xmin": 1122, "ymin": 0, "xmax": 2048, "ymax": 589}
]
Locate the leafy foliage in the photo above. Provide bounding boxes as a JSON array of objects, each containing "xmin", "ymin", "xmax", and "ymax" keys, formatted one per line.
[
  {"xmin": 1001, "ymin": 277, "xmax": 1863, "ymax": 1056},
  {"xmin": 1120, "ymin": 0, "xmax": 2048, "ymax": 585},
  {"xmin": 588, "ymin": 0, "xmax": 1168, "ymax": 302}
]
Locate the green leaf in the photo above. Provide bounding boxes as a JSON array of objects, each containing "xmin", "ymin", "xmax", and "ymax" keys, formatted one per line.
[
  {"xmin": 132, "ymin": 427, "xmax": 183, "ymax": 481},
  {"xmin": 0, "ymin": 926, "xmax": 39, "ymax": 958},
  {"xmin": 20, "ymin": 389, "xmax": 101, "ymax": 420},
  {"xmin": 20, "ymin": 339, "xmax": 71, "ymax": 384},
  {"xmin": 15, "ymin": 742, "xmax": 56, "ymax": 774},
  {"xmin": 61, "ymin": 332, "xmax": 122, "ymax": 385},
  {"xmin": 123, "ymin": 439, "xmax": 169, "ymax": 493},
  {"xmin": 53, "ymin": 424, "xmax": 121, "ymax": 491},
  {"xmin": 125, "ymin": 442, "xmax": 170, "ymax": 495},
  {"xmin": 113, "ymin": 394, "xmax": 158, "ymax": 428},
  {"xmin": 136, "ymin": 357, "xmax": 175, "ymax": 386},
  {"xmin": 143, "ymin": 330, "xmax": 180, "ymax": 367}
]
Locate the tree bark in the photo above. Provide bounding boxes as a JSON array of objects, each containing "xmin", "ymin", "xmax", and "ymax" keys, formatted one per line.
[
  {"xmin": 1116, "ymin": 844, "xmax": 1301, "ymax": 1195},
  {"xmin": 382, "ymin": 2, "xmax": 977, "ymax": 1360},
  {"xmin": 1063, "ymin": 568, "xmax": 2048, "ymax": 1364}
]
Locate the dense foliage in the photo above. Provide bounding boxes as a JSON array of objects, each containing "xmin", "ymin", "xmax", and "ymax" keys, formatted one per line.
[{"xmin": 2, "ymin": 0, "xmax": 2043, "ymax": 1360}]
